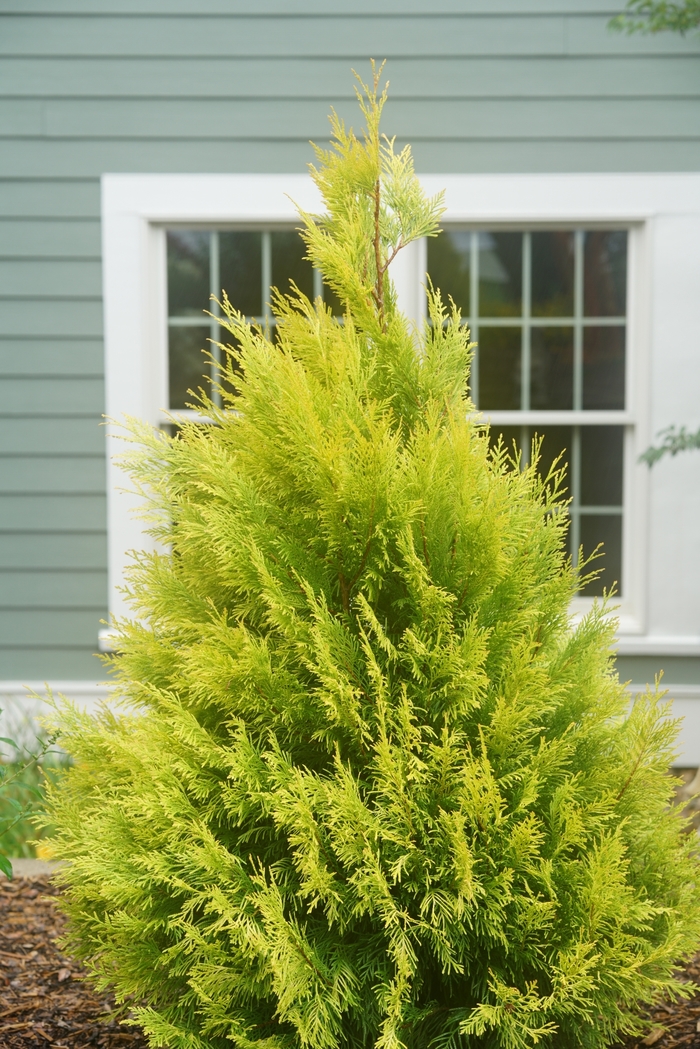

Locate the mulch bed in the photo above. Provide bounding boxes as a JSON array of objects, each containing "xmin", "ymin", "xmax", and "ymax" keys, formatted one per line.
[
  {"xmin": 0, "ymin": 876, "xmax": 147, "ymax": 1048},
  {"xmin": 3, "ymin": 873, "xmax": 700, "ymax": 1049}
]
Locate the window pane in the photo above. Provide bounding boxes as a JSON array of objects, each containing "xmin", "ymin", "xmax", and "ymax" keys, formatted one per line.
[
  {"xmin": 271, "ymin": 230, "xmax": 314, "ymax": 302},
  {"xmin": 478, "ymin": 326, "xmax": 521, "ymax": 409},
  {"xmin": 580, "ymin": 513, "xmax": 622, "ymax": 596},
  {"xmin": 427, "ymin": 230, "xmax": 471, "ymax": 316},
  {"xmin": 580, "ymin": 426, "xmax": 623, "ymax": 506},
  {"xmin": 532, "ymin": 426, "xmax": 572, "ymax": 494},
  {"xmin": 531, "ymin": 231, "xmax": 574, "ymax": 317},
  {"xmin": 584, "ymin": 230, "xmax": 627, "ymax": 316},
  {"xmin": 479, "ymin": 232, "xmax": 522, "ymax": 317},
  {"xmin": 167, "ymin": 231, "xmax": 210, "ymax": 317},
  {"xmin": 169, "ymin": 325, "xmax": 210, "ymax": 409},
  {"xmin": 583, "ymin": 326, "xmax": 625, "ymax": 409},
  {"xmin": 530, "ymin": 327, "xmax": 574, "ymax": 410},
  {"xmin": 219, "ymin": 231, "xmax": 262, "ymax": 316}
]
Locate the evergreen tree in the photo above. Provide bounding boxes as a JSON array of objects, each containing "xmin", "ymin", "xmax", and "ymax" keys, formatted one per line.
[{"xmin": 46, "ymin": 68, "xmax": 700, "ymax": 1049}]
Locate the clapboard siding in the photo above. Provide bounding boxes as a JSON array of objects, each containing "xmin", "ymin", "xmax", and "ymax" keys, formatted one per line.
[
  {"xmin": 0, "ymin": 495, "xmax": 106, "ymax": 531},
  {"xmin": 2, "ymin": 97, "xmax": 698, "ymax": 140},
  {"xmin": 0, "ymin": 378, "xmax": 104, "ymax": 415},
  {"xmin": 0, "ymin": 340, "xmax": 103, "ymax": 377},
  {"xmin": 0, "ymin": 0, "xmax": 698, "ymax": 680},
  {"xmin": 0, "ymin": 180, "xmax": 99, "ymax": 218},
  {"xmin": 6, "ymin": 139, "xmax": 700, "ymax": 180},
  {"xmin": 1, "ymin": 13, "xmax": 699, "ymax": 59},
  {"xmin": 0, "ymin": 609, "xmax": 106, "ymax": 646},
  {"xmin": 0, "ymin": 457, "xmax": 105, "ymax": 494},
  {"xmin": 0, "ymin": 219, "xmax": 101, "ymax": 257},
  {"xmin": 0, "ymin": 568, "xmax": 106, "ymax": 607},
  {"xmin": 0, "ymin": 418, "xmax": 104, "ymax": 456},
  {"xmin": 3, "ymin": 56, "xmax": 700, "ymax": 99},
  {"xmin": 0, "ymin": 533, "xmax": 106, "ymax": 571},
  {"xmin": 0, "ymin": 260, "xmax": 102, "ymax": 298}
]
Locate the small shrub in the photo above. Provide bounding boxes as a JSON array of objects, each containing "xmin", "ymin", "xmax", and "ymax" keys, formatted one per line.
[{"xmin": 46, "ymin": 69, "xmax": 700, "ymax": 1049}]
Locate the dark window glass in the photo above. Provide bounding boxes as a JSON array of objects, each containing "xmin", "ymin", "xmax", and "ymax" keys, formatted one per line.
[
  {"xmin": 220, "ymin": 231, "xmax": 262, "ymax": 316},
  {"xmin": 531, "ymin": 231, "xmax": 574, "ymax": 317},
  {"xmin": 168, "ymin": 325, "xmax": 210, "ymax": 409},
  {"xmin": 584, "ymin": 230, "xmax": 627, "ymax": 316},
  {"xmin": 479, "ymin": 232, "xmax": 522, "ymax": 317},
  {"xmin": 580, "ymin": 514, "xmax": 622, "ymax": 596},
  {"xmin": 478, "ymin": 327, "xmax": 521, "ymax": 409},
  {"xmin": 532, "ymin": 426, "xmax": 572, "ymax": 493},
  {"xmin": 583, "ymin": 326, "xmax": 625, "ymax": 409},
  {"xmin": 530, "ymin": 327, "xmax": 574, "ymax": 410},
  {"xmin": 427, "ymin": 230, "xmax": 471, "ymax": 315},
  {"xmin": 271, "ymin": 230, "xmax": 314, "ymax": 303},
  {"xmin": 580, "ymin": 426, "xmax": 623, "ymax": 507},
  {"xmin": 167, "ymin": 231, "xmax": 210, "ymax": 317}
]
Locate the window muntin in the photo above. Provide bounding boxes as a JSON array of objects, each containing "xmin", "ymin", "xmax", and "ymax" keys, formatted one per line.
[
  {"xmin": 428, "ymin": 228, "xmax": 628, "ymax": 597},
  {"xmin": 166, "ymin": 227, "xmax": 336, "ymax": 411}
]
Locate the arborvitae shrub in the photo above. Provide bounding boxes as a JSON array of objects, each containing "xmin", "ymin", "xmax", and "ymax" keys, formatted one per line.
[{"xmin": 47, "ymin": 70, "xmax": 700, "ymax": 1049}]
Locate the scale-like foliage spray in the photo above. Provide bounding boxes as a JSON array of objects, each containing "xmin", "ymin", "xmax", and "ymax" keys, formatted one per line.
[{"xmin": 46, "ymin": 68, "xmax": 700, "ymax": 1049}]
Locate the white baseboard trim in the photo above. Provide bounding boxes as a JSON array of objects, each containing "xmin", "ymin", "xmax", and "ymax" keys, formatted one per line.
[
  {"xmin": 3, "ymin": 680, "xmax": 700, "ymax": 766},
  {"xmin": 0, "ymin": 681, "xmax": 111, "ymax": 751}
]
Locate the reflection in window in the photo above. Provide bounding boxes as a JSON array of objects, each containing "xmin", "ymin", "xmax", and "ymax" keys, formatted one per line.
[
  {"xmin": 478, "ymin": 327, "xmax": 521, "ymax": 410},
  {"xmin": 530, "ymin": 327, "xmax": 574, "ymax": 410},
  {"xmin": 531, "ymin": 231, "xmax": 574, "ymax": 317},
  {"xmin": 583, "ymin": 326, "xmax": 625, "ymax": 410},
  {"xmin": 479, "ymin": 232, "xmax": 522, "ymax": 317},
  {"xmin": 584, "ymin": 230, "xmax": 627, "ymax": 317}
]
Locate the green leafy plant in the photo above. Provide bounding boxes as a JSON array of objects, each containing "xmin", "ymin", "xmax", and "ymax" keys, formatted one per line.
[
  {"xmin": 610, "ymin": 0, "xmax": 700, "ymax": 33},
  {"xmin": 45, "ymin": 67, "xmax": 700, "ymax": 1049},
  {"xmin": 640, "ymin": 424, "xmax": 700, "ymax": 466},
  {"xmin": 0, "ymin": 714, "xmax": 57, "ymax": 877}
]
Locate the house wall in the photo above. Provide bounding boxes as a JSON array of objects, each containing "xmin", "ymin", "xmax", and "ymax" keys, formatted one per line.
[{"xmin": 1, "ymin": 1, "xmax": 699, "ymax": 707}]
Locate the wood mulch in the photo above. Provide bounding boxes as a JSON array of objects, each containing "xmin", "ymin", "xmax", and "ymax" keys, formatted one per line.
[
  {"xmin": 0, "ymin": 875, "xmax": 147, "ymax": 1048},
  {"xmin": 2, "ymin": 871, "xmax": 700, "ymax": 1049}
]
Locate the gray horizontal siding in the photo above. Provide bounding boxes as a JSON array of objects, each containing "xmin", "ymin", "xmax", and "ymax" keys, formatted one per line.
[
  {"xmin": 0, "ymin": 418, "xmax": 104, "ymax": 455},
  {"xmin": 0, "ymin": 648, "xmax": 104, "ymax": 678},
  {"xmin": 0, "ymin": 609, "xmax": 105, "ymax": 646},
  {"xmin": 0, "ymin": 260, "xmax": 101, "ymax": 297},
  {"xmin": 3, "ymin": 97, "xmax": 700, "ymax": 140},
  {"xmin": 0, "ymin": 457, "xmax": 105, "ymax": 494},
  {"xmin": 0, "ymin": 339, "xmax": 103, "ymax": 376},
  {"xmin": 3, "ymin": 14, "xmax": 700, "ymax": 59},
  {"xmin": 4, "ymin": 140, "xmax": 700, "ymax": 181},
  {"xmin": 0, "ymin": 494, "xmax": 106, "ymax": 531},
  {"xmin": 1, "ymin": 56, "xmax": 699, "ymax": 99},
  {"xmin": 0, "ymin": 219, "xmax": 100, "ymax": 256},
  {"xmin": 0, "ymin": 301, "xmax": 102, "ymax": 337},
  {"xmin": 0, "ymin": 1, "xmax": 647, "ymax": 14},
  {"xmin": 0, "ymin": 0, "xmax": 698, "ymax": 683},
  {"xmin": 0, "ymin": 179, "xmax": 99, "ymax": 218},
  {"xmin": 0, "ymin": 533, "xmax": 106, "ymax": 570},
  {"xmin": 0, "ymin": 569, "xmax": 106, "ymax": 608}
]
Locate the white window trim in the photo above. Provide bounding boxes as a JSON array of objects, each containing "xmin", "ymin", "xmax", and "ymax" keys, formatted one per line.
[{"xmin": 101, "ymin": 172, "xmax": 700, "ymax": 657}]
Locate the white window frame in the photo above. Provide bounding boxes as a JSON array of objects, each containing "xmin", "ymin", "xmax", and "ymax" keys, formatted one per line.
[{"xmin": 102, "ymin": 172, "xmax": 700, "ymax": 659}]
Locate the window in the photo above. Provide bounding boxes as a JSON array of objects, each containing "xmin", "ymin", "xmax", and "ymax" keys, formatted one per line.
[
  {"xmin": 105, "ymin": 171, "xmax": 700, "ymax": 646},
  {"xmin": 428, "ymin": 228, "xmax": 628, "ymax": 597},
  {"xmin": 166, "ymin": 227, "xmax": 341, "ymax": 412}
]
